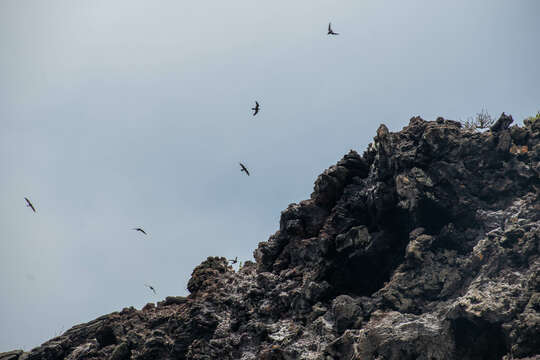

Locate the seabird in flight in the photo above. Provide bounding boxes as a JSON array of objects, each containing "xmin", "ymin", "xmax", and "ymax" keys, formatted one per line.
[
  {"xmin": 133, "ymin": 228, "xmax": 147, "ymax": 235},
  {"xmin": 328, "ymin": 22, "xmax": 339, "ymax": 35},
  {"xmin": 229, "ymin": 256, "xmax": 238, "ymax": 264},
  {"xmin": 239, "ymin": 163, "xmax": 250, "ymax": 176},
  {"xmin": 24, "ymin": 197, "xmax": 36, "ymax": 213},
  {"xmin": 252, "ymin": 101, "xmax": 260, "ymax": 116},
  {"xmin": 144, "ymin": 284, "xmax": 156, "ymax": 295}
]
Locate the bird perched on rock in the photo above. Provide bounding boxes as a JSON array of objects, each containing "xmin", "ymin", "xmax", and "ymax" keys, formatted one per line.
[
  {"xmin": 229, "ymin": 256, "xmax": 238, "ymax": 264},
  {"xmin": 144, "ymin": 284, "xmax": 156, "ymax": 295},
  {"xmin": 133, "ymin": 228, "xmax": 147, "ymax": 235},
  {"xmin": 24, "ymin": 197, "xmax": 36, "ymax": 213},
  {"xmin": 239, "ymin": 163, "xmax": 250, "ymax": 176},
  {"xmin": 328, "ymin": 22, "xmax": 339, "ymax": 35},
  {"xmin": 252, "ymin": 101, "xmax": 260, "ymax": 116}
]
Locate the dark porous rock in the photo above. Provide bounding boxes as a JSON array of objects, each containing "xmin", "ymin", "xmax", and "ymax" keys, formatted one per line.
[
  {"xmin": 141, "ymin": 303, "xmax": 155, "ymax": 312},
  {"xmin": 158, "ymin": 296, "xmax": 187, "ymax": 307},
  {"xmin": 19, "ymin": 116, "xmax": 540, "ymax": 359},
  {"xmin": 0, "ymin": 351, "xmax": 23, "ymax": 360},
  {"xmin": 511, "ymin": 125, "xmax": 529, "ymax": 144},
  {"xmin": 331, "ymin": 295, "xmax": 363, "ymax": 333},
  {"xmin": 491, "ymin": 112, "xmax": 514, "ymax": 132},
  {"xmin": 186, "ymin": 256, "xmax": 230, "ymax": 294},
  {"xmin": 497, "ymin": 130, "xmax": 513, "ymax": 154},
  {"xmin": 96, "ymin": 325, "xmax": 117, "ymax": 347},
  {"xmin": 312, "ymin": 166, "xmax": 349, "ymax": 208},
  {"xmin": 258, "ymin": 346, "xmax": 287, "ymax": 360},
  {"xmin": 255, "ymin": 200, "xmax": 328, "ymax": 272},
  {"xmin": 110, "ymin": 342, "xmax": 131, "ymax": 360},
  {"xmin": 20, "ymin": 341, "xmax": 65, "ymax": 360}
]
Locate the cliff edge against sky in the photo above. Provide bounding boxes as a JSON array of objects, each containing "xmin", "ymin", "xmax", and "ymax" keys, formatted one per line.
[{"xmin": 2, "ymin": 114, "xmax": 539, "ymax": 360}]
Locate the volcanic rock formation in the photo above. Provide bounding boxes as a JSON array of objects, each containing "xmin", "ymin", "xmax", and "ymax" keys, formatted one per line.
[{"xmin": 3, "ymin": 114, "xmax": 539, "ymax": 360}]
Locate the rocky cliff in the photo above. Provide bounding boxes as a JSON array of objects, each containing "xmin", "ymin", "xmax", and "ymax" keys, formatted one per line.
[{"xmin": 3, "ymin": 114, "xmax": 539, "ymax": 360}]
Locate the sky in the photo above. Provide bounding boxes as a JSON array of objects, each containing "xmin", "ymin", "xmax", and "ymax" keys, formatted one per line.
[{"xmin": 1, "ymin": 0, "xmax": 539, "ymax": 352}]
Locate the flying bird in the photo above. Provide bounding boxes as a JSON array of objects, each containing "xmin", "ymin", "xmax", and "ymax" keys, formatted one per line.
[
  {"xmin": 239, "ymin": 163, "xmax": 250, "ymax": 176},
  {"xmin": 328, "ymin": 22, "xmax": 339, "ymax": 35},
  {"xmin": 229, "ymin": 257, "xmax": 238, "ymax": 264},
  {"xmin": 133, "ymin": 228, "xmax": 147, "ymax": 235},
  {"xmin": 24, "ymin": 197, "xmax": 36, "ymax": 213},
  {"xmin": 252, "ymin": 101, "xmax": 260, "ymax": 116},
  {"xmin": 144, "ymin": 284, "xmax": 156, "ymax": 295}
]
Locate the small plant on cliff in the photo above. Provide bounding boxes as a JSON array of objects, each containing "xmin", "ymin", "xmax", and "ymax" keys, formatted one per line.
[
  {"xmin": 462, "ymin": 108, "xmax": 494, "ymax": 130},
  {"xmin": 524, "ymin": 111, "xmax": 540, "ymax": 123}
]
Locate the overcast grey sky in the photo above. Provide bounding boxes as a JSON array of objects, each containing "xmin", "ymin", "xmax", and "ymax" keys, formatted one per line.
[{"xmin": 1, "ymin": 0, "xmax": 539, "ymax": 351}]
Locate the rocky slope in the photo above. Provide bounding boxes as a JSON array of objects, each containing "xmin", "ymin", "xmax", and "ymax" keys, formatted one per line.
[{"xmin": 3, "ymin": 114, "xmax": 539, "ymax": 360}]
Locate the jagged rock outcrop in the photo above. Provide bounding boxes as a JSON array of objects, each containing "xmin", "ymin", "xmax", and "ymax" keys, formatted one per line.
[{"xmin": 3, "ymin": 114, "xmax": 539, "ymax": 359}]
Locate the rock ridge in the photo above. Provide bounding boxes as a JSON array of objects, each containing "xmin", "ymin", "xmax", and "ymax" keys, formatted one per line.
[{"xmin": 3, "ymin": 114, "xmax": 539, "ymax": 360}]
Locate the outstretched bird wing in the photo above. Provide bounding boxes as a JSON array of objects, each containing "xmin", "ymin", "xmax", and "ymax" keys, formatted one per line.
[
  {"xmin": 328, "ymin": 22, "xmax": 339, "ymax": 35},
  {"xmin": 252, "ymin": 101, "xmax": 259, "ymax": 115},
  {"xmin": 133, "ymin": 228, "xmax": 147, "ymax": 235},
  {"xmin": 144, "ymin": 284, "xmax": 156, "ymax": 294},
  {"xmin": 239, "ymin": 163, "xmax": 250, "ymax": 176},
  {"xmin": 25, "ymin": 197, "xmax": 36, "ymax": 212}
]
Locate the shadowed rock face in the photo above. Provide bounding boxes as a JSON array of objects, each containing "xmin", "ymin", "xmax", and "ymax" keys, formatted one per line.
[{"xmin": 3, "ymin": 114, "xmax": 539, "ymax": 360}]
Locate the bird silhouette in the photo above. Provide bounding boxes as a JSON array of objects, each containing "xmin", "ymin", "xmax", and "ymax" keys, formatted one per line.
[
  {"xmin": 229, "ymin": 256, "xmax": 238, "ymax": 264},
  {"xmin": 144, "ymin": 284, "xmax": 156, "ymax": 295},
  {"xmin": 251, "ymin": 101, "xmax": 260, "ymax": 116},
  {"xmin": 24, "ymin": 197, "xmax": 36, "ymax": 213},
  {"xmin": 133, "ymin": 228, "xmax": 147, "ymax": 235},
  {"xmin": 239, "ymin": 163, "xmax": 250, "ymax": 176},
  {"xmin": 328, "ymin": 22, "xmax": 339, "ymax": 35}
]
